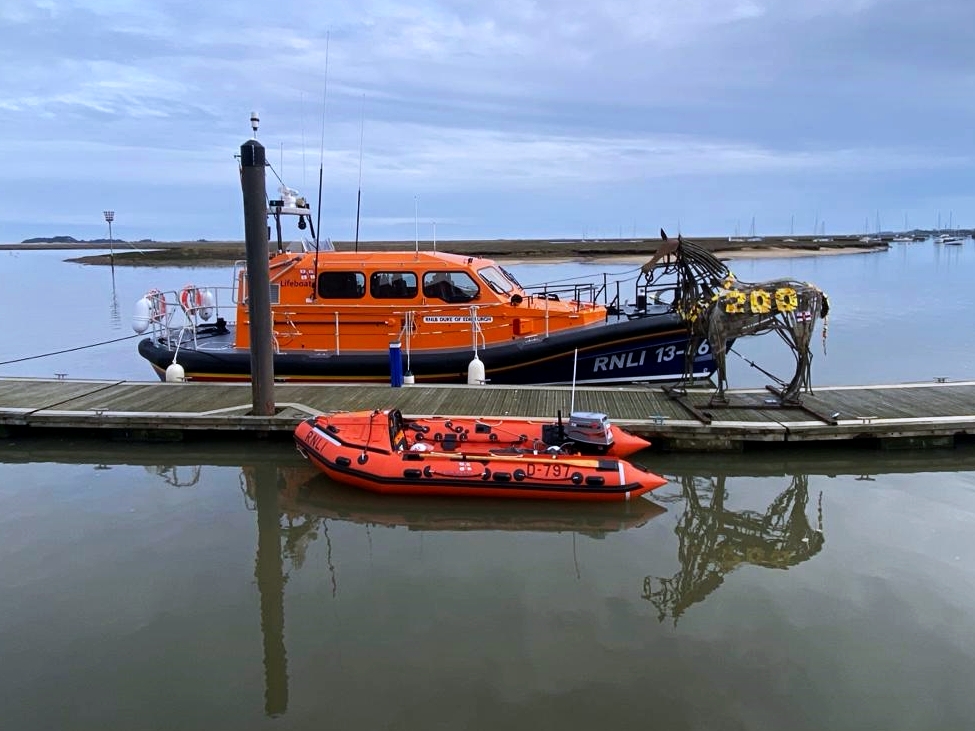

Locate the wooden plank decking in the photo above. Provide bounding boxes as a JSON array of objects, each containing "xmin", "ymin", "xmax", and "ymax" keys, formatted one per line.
[{"xmin": 1, "ymin": 377, "xmax": 974, "ymax": 451}]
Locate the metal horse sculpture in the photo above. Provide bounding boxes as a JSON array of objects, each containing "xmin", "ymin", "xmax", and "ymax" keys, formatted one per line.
[{"xmin": 643, "ymin": 230, "xmax": 829, "ymax": 404}]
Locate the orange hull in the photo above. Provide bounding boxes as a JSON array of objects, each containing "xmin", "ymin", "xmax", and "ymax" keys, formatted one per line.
[{"xmin": 294, "ymin": 412, "xmax": 666, "ymax": 502}]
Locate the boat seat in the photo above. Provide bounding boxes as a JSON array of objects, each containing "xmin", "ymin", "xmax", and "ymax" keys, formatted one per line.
[
  {"xmin": 391, "ymin": 279, "xmax": 414, "ymax": 298},
  {"xmin": 389, "ymin": 409, "xmax": 409, "ymax": 451}
]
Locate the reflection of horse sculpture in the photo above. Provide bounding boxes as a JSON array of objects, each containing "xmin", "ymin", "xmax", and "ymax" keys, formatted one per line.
[
  {"xmin": 643, "ymin": 230, "xmax": 829, "ymax": 404},
  {"xmin": 643, "ymin": 472, "xmax": 824, "ymax": 624}
]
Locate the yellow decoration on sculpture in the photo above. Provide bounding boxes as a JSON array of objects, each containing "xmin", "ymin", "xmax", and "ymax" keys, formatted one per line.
[
  {"xmin": 749, "ymin": 289, "xmax": 772, "ymax": 314},
  {"xmin": 723, "ymin": 290, "xmax": 746, "ymax": 313},
  {"xmin": 775, "ymin": 287, "xmax": 798, "ymax": 312}
]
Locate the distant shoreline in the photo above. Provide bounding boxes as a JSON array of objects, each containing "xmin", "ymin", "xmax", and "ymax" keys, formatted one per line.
[{"xmin": 0, "ymin": 235, "xmax": 893, "ymax": 267}]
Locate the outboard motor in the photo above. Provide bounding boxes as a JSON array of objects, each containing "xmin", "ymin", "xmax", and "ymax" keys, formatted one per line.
[
  {"xmin": 541, "ymin": 411, "xmax": 616, "ymax": 454},
  {"xmin": 565, "ymin": 412, "xmax": 614, "ymax": 449}
]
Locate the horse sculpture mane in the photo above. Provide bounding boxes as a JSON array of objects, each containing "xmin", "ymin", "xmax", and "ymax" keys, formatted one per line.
[{"xmin": 644, "ymin": 230, "xmax": 829, "ymax": 404}]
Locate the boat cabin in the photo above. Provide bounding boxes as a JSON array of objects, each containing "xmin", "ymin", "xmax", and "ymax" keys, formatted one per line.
[{"xmin": 232, "ymin": 249, "xmax": 608, "ymax": 354}]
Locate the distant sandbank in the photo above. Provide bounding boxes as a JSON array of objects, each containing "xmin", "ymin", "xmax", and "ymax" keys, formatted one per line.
[{"xmin": 1, "ymin": 236, "xmax": 889, "ymax": 267}]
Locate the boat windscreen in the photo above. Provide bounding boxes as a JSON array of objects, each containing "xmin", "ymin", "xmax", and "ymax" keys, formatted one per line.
[{"xmin": 477, "ymin": 266, "xmax": 515, "ymax": 295}]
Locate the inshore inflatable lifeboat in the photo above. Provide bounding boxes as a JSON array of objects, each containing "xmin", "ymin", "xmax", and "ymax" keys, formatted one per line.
[{"xmin": 294, "ymin": 409, "xmax": 667, "ymax": 501}]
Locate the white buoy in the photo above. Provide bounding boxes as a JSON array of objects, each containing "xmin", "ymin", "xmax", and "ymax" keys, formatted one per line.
[
  {"xmin": 467, "ymin": 355, "xmax": 485, "ymax": 385},
  {"xmin": 132, "ymin": 296, "xmax": 151, "ymax": 333},
  {"xmin": 199, "ymin": 289, "xmax": 216, "ymax": 321},
  {"xmin": 165, "ymin": 363, "xmax": 186, "ymax": 382},
  {"xmin": 403, "ymin": 371, "xmax": 415, "ymax": 385}
]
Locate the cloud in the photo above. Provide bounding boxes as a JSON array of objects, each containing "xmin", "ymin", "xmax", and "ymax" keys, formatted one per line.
[{"xmin": 1, "ymin": 0, "xmax": 973, "ymax": 241}]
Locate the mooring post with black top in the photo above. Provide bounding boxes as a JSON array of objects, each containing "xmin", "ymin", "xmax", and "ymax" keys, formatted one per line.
[{"xmin": 240, "ymin": 126, "xmax": 276, "ymax": 416}]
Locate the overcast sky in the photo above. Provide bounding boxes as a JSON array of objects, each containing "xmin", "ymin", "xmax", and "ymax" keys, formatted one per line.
[{"xmin": 2, "ymin": 0, "xmax": 973, "ymax": 243}]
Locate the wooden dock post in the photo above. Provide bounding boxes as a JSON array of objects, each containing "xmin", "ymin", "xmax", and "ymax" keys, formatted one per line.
[{"xmin": 240, "ymin": 122, "xmax": 275, "ymax": 416}]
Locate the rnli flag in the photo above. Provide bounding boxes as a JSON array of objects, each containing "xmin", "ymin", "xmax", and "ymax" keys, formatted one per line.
[{"xmin": 796, "ymin": 311, "xmax": 813, "ymax": 322}]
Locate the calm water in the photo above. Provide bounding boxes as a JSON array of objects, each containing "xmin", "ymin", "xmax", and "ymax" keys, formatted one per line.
[
  {"xmin": 2, "ymin": 241, "xmax": 975, "ymax": 729},
  {"xmin": 2, "ymin": 439, "xmax": 974, "ymax": 729},
  {"xmin": 1, "ymin": 241, "xmax": 974, "ymax": 384}
]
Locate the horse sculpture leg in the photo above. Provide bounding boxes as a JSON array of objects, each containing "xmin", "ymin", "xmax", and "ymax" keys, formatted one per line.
[
  {"xmin": 780, "ymin": 294, "xmax": 822, "ymax": 404},
  {"xmin": 785, "ymin": 328, "xmax": 816, "ymax": 403},
  {"xmin": 672, "ymin": 331, "xmax": 701, "ymax": 394},
  {"xmin": 704, "ymin": 308, "xmax": 731, "ymax": 405},
  {"xmin": 710, "ymin": 335, "xmax": 729, "ymax": 405}
]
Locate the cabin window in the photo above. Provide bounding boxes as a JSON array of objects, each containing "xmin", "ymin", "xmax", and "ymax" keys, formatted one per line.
[
  {"xmin": 477, "ymin": 266, "xmax": 515, "ymax": 295},
  {"xmin": 370, "ymin": 271, "xmax": 418, "ymax": 299},
  {"xmin": 422, "ymin": 271, "xmax": 480, "ymax": 303},
  {"xmin": 317, "ymin": 271, "xmax": 365, "ymax": 299}
]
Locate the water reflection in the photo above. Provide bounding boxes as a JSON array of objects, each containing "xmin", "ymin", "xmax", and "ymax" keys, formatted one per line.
[
  {"xmin": 242, "ymin": 463, "xmax": 667, "ymax": 537},
  {"xmin": 250, "ymin": 463, "xmax": 288, "ymax": 717},
  {"xmin": 239, "ymin": 461, "xmax": 668, "ymax": 718},
  {"xmin": 109, "ymin": 264, "xmax": 121, "ymax": 329},
  {"xmin": 4, "ymin": 439, "xmax": 974, "ymax": 721},
  {"xmin": 145, "ymin": 463, "xmax": 201, "ymax": 487},
  {"xmin": 643, "ymin": 472, "xmax": 823, "ymax": 624}
]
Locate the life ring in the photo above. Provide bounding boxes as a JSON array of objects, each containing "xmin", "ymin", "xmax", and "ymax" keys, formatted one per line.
[
  {"xmin": 179, "ymin": 285, "xmax": 204, "ymax": 312},
  {"xmin": 147, "ymin": 289, "xmax": 167, "ymax": 319}
]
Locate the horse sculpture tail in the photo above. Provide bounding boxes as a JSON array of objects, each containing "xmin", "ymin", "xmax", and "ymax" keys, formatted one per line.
[{"xmin": 821, "ymin": 292, "xmax": 830, "ymax": 355}]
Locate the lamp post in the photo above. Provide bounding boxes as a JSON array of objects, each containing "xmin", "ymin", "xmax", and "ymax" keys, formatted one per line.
[{"xmin": 103, "ymin": 210, "xmax": 115, "ymax": 261}]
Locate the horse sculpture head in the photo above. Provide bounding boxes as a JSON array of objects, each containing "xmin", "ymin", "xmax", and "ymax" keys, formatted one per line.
[{"xmin": 644, "ymin": 230, "xmax": 829, "ymax": 404}]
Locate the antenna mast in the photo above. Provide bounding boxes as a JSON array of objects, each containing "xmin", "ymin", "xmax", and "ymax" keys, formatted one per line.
[
  {"xmin": 354, "ymin": 94, "xmax": 365, "ymax": 253},
  {"xmin": 312, "ymin": 31, "xmax": 330, "ymax": 300}
]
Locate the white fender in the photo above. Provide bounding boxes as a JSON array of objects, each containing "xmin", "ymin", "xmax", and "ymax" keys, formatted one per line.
[
  {"xmin": 467, "ymin": 356, "xmax": 486, "ymax": 386},
  {"xmin": 165, "ymin": 363, "xmax": 186, "ymax": 382},
  {"xmin": 199, "ymin": 289, "xmax": 216, "ymax": 321},
  {"xmin": 132, "ymin": 296, "xmax": 152, "ymax": 333}
]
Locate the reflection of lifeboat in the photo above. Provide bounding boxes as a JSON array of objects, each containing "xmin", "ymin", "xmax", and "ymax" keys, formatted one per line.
[
  {"xmin": 294, "ymin": 480, "xmax": 667, "ymax": 536},
  {"xmin": 293, "ymin": 409, "xmax": 667, "ymax": 501},
  {"xmin": 240, "ymin": 465, "xmax": 666, "ymax": 537},
  {"xmin": 390, "ymin": 410, "xmax": 649, "ymax": 457}
]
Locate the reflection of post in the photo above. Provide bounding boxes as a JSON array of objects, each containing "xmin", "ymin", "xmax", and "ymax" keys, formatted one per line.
[
  {"xmin": 109, "ymin": 264, "xmax": 120, "ymax": 327},
  {"xmin": 253, "ymin": 463, "xmax": 288, "ymax": 716}
]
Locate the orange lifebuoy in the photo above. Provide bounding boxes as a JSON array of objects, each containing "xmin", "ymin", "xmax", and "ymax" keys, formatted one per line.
[
  {"xmin": 147, "ymin": 288, "xmax": 168, "ymax": 319},
  {"xmin": 179, "ymin": 285, "xmax": 203, "ymax": 312}
]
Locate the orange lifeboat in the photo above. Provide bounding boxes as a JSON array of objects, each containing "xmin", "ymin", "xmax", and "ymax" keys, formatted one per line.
[
  {"xmin": 294, "ymin": 409, "xmax": 667, "ymax": 502},
  {"xmin": 134, "ymin": 160, "xmax": 721, "ymax": 385}
]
